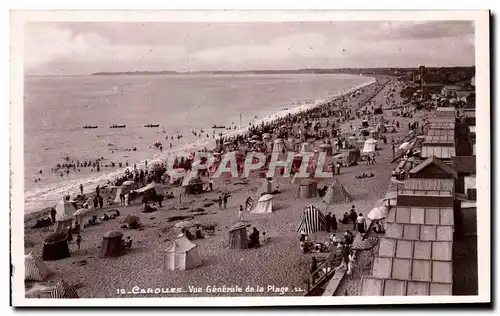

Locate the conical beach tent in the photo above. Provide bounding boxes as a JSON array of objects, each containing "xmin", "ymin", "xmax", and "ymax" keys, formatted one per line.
[
  {"xmin": 272, "ymin": 138, "xmax": 286, "ymax": 153},
  {"xmin": 164, "ymin": 237, "xmax": 202, "ymax": 270},
  {"xmin": 25, "ymin": 252, "xmax": 52, "ymax": 281},
  {"xmin": 296, "ymin": 205, "xmax": 326, "ymax": 234},
  {"xmin": 54, "ymin": 198, "xmax": 77, "ymax": 221},
  {"xmin": 252, "ymin": 194, "xmax": 273, "ymax": 213},
  {"xmin": 322, "ymin": 180, "xmax": 352, "ymax": 204},
  {"xmin": 362, "ymin": 139, "xmax": 378, "ymax": 154}
]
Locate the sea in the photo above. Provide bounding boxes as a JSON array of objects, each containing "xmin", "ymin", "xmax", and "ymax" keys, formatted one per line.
[{"xmin": 24, "ymin": 73, "xmax": 374, "ymax": 214}]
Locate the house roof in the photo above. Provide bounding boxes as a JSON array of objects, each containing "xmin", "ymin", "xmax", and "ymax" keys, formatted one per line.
[
  {"xmin": 421, "ymin": 146, "xmax": 456, "ymax": 159},
  {"xmin": 451, "ymin": 156, "xmax": 476, "ymax": 174},
  {"xmin": 409, "ymin": 156, "xmax": 458, "ymax": 178}
]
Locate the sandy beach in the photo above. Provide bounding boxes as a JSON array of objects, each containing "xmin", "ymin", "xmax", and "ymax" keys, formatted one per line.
[{"xmin": 24, "ymin": 76, "xmax": 423, "ymax": 298}]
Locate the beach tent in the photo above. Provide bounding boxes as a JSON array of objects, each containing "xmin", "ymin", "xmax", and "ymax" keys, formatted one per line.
[
  {"xmin": 319, "ymin": 144, "xmax": 333, "ymax": 156},
  {"xmin": 285, "ymin": 138, "xmax": 297, "ymax": 151},
  {"xmin": 113, "ymin": 187, "xmax": 123, "ymax": 204},
  {"xmin": 297, "ymin": 179, "xmax": 318, "ymax": 199},
  {"xmin": 296, "ymin": 205, "xmax": 327, "ymax": 234},
  {"xmin": 42, "ymin": 233, "xmax": 70, "ymax": 261},
  {"xmin": 362, "ymin": 139, "xmax": 378, "ymax": 154},
  {"xmin": 322, "ymin": 180, "xmax": 353, "ymax": 204},
  {"xmin": 48, "ymin": 279, "xmax": 79, "ymax": 298},
  {"xmin": 54, "ymin": 214, "xmax": 73, "ymax": 233},
  {"xmin": 272, "ymin": 138, "xmax": 286, "ymax": 153},
  {"xmin": 164, "ymin": 237, "xmax": 202, "ymax": 271},
  {"xmin": 252, "ymin": 194, "xmax": 274, "ymax": 213},
  {"xmin": 256, "ymin": 177, "xmax": 278, "ymax": 196},
  {"xmin": 300, "ymin": 142, "xmax": 313, "ymax": 153},
  {"xmin": 25, "ymin": 252, "xmax": 52, "ymax": 282},
  {"xmin": 135, "ymin": 181, "xmax": 162, "ymax": 195},
  {"xmin": 54, "ymin": 198, "xmax": 77, "ymax": 222},
  {"xmin": 228, "ymin": 222, "xmax": 249, "ymax": 249},
  {"xmin": 73, "ymin": 208, "xmax": 89, "ymax": 231},
  {"xmin": 100, "ymin": 231, "xmax": 123, "ymax": 258}
]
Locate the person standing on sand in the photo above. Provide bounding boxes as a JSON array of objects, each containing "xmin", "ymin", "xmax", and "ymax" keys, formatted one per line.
[
  {"xmin": 76, "ymin": 232, "xmax": 82, "ymax": 250},
  {"xmin": 325, "ymin": 212, "xmax": 332, "ymax": 232},
  {"xmin": 357, "ymin": 213, "xmax": 366, "ymax": 234},
  {"xmin": 80, "ymin": 184, "xmax": 83, "ymax": 196},
  {"xmin": 209, "ymin": 178, "xmax": 213, "ymax": 191},
  {"xmin": 349, "ymin": 206, "xmax": 357, "ymax": 231},
  {"xmin": 335, "ymin": 162, "xmax": 341, "ymax": 175},
  {"xmin": 371, "ymin": 153, "xmax": 377, "ymax": 164},
  {"xmin": 331, "ymin": 214, "xmax": 338, "ymax": 232},
  {"xmin": 218, "ymin": 195, "xmax": 223, "ymax": 209},
  {"xmin": 223, "ymin": 194, "xmax": 228, "ymax": 209},
  {"xmin": 237, "ymin": 205, "xmax": 245, "ymax": 222}
]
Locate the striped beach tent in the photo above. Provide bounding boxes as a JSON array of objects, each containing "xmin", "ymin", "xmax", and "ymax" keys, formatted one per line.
[
  {"xmin": 24, "ymin": 252, "xmax": 52, "ymax": 281},
  {"xmin": 49, "ymin": 279, "xmax": 79, "ymax": 298},
  {"xmin": 296, "ymin": 205, "xmax": 327, "ymax": 234}
]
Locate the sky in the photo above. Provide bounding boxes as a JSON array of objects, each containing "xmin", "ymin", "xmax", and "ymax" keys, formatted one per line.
[{"xmin": 23, "ymin": 21, "xmax": 475, "ymax": 75}]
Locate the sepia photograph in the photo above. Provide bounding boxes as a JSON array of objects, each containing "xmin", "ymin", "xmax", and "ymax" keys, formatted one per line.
[{"xmin": 9, "ymin": 10, "xmax": 490, "ymax": 306}]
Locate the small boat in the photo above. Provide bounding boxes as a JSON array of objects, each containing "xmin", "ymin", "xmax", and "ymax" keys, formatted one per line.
[
  {"xmin": 144, "ymin": 124, "xmax": 160, "ymax": 128},
  {"xmin": 212, "ymin": 125, "xmax": 226, "ymax": 129},
  {"xmin": 110, "ymin": 124, "xmax": 126, "ymax": 128},
  {"xmin": 82, "ymin": 125, "xmax": 98, "ymax": 129}
]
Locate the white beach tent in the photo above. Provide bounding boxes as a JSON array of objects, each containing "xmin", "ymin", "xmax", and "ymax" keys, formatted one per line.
[
  {"xmin": 272, "ymin": 138, "xmax": 286, "ymax": 153},
  {"xmin": 164, "ymin": 237, "xmax": 202, "ymax": 271},
  {"xmin": 362, "ymin": 139, "xmax": 378, "ymax": 154},
  {"xmin": 54, "ymin": 197, "xmax": 77, "ymax": 221},
  {"xmin": 252, "ymin": 194, "xmax": 274, "ymax": 213},
  {"xmin": 300, "ymin": 142, "xmax": 313, "ymax": 153},
  {"xmin": 25, "ymin": 252, "xmax": 52, "ymax": 281}
]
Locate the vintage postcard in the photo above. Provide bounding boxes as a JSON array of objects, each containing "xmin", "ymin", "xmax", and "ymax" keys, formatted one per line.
[{"xmin": 10, "ymin": 10, "xmax": 490, "ymax": 306}]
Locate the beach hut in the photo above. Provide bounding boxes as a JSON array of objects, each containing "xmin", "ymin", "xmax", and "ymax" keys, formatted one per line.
[
  {"xmin": 72, "ymin": 208, "xmax": 89, "ymax": 231},
  {"xmin": 322, "ymin": 180, "xmax": 352, "ymax": 204},
  {"xmin": 319, "ymin": 144, "xmax": 333, "ymax": 156},
  {"xmin": 272, "ymin": 138, "xmax": 286, "ymax": 153},
  {"xmin": 25, "ymin": 252, "xmax": 52, "ymax": 282},
  {"xmin": 297, "ymin": 179, "xmax": 318, "ymax": 199},
  {"xmin": 164, "ymin": 237, "xmax": 202, "ymax": 271},
  {"xmin": 362, "ymin": 139, "xmax": 378, "ymax": 154},
  {"xmin": 42, "ymin": 232, "xmax": 70, "ymax": 261},
  {"xmin": 228, "ymin": 222, "xmax": 249, "ymax": 249},
  {"xmin": 54, "ymin": 214, "xmax": 73, "ymax": 233},
  {"xmin": 300, "ymin": 142, "xmax": 313, "ymax": 153},
  {"xmin": 256, "ymin": 177, "xmax": 278, "ymax": 196},
  {"xmin": 54, "ymin": 197, "xmax": 77, "ymax": 222},
  {"xmin": 296, "ymin": 205, "xmax": 327, "ymax": 234},
  {"xmin": 252, "ymin": 194, "xmax": 274, "ymax": 213},
  {"xmin": 99, "ymin": 231, "xmax": 123, "ymax": 258},
  {"xmin": 113, "ymin": 187, "xmax": 123, "ymax": 204}
]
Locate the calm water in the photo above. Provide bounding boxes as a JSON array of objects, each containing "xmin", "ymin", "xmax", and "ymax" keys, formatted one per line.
[{"xmin": 24, "ymin": 73, "xmax": 373, "ymax": 213}]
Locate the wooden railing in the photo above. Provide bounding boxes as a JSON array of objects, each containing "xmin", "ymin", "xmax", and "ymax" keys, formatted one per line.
[{"xmin": 304, "ymin": 253, "xmax": 340, "ymax": 293}]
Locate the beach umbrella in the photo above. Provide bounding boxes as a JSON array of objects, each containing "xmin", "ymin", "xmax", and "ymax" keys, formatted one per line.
[
  {"xmin": 368, "ymin": 205, "xmax": 389, "ymax": 221},
  {"xmin": 449, "ymin": 98, "xmax": 457, "ymax": 104},
  {"xmin": 122, "ymin": 181, "xmax": 134, "ymax": 186},
  {"xmin": 262, "ymin": 134, "xmax": 272, "ymax": 140},
  {"xmin": 175, "ymin": 221, "xmax": 194, "ymax": 229},
  {"xmin": 48, "ymin": 279, "xmax": 79, "ymax": 298},
  {"xmin": 251, "ymin": 135, "xmax": 260, "ymax": 140},
  {"xmin": 249, "ymin": 139, "xmax": 258, "ymax": 144},
  {"xmin": 352, "ymin": 237, "xmax": 379, "ymax": 251}
]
